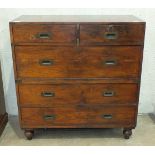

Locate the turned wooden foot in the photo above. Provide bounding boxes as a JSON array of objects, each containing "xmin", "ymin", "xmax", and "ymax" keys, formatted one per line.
[
  {"xmin": 24, "ymin": 129, "xmax": 34, "ymax": 140},
  {"xmin": 123, "ymin": 128, "xmax": 132, "ymax": 139}
]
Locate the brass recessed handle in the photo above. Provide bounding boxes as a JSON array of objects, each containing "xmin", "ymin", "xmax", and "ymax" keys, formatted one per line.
[
  {"xmin": 103, "ymin": 91, "xmax": 115, "ymax": 97},
  {"xmin": 104, "ymin": 32, "xmax": 118, "ymax": 40},
  {"xmin": 39, "ymin": 59, "xmax": 54, "ymax": 66},
  {"xmin": 102, "ymin": 114, "xmax": 113, "ymax": 119},
  {"xmin": 41, "ymin": 92, "xmax": 55, "ymax": 97},
  {"xmin": 36, "ymin": 32, "xmax": 52, "ymax": 39},
  {"xmin": 103, "ymin": 60, "xmax": 117, "ymax": 66},
  {"xmin": 43, "ymin": 114, "xmax": 56, "ymax": 120}
]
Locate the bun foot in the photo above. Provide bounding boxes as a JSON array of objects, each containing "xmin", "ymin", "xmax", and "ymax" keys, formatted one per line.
[
  {"xmin": 123, "ymin": 128, "xmax": 132, "ymax": 139},
  {"xmin": 24, "ymin": 129, "xmax": 34, "ymax": 140}
]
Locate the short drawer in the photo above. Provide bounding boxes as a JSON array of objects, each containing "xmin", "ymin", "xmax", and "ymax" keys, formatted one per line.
[
  {"xmin": 20, "ymin": 106, "xmax": 136, "ymax": 128},
  {"xmin": 80, "ymin": 24, "xmax": 145, "ymax": 45},
  {"xmin": 19, "ymin": 83, "xmax": 138, "ymax": 107},
  {"xmin": 15, "ymin": 46, "xmax": 142, "ymax": 78},
  {"xmin": 12, "ymin": 24, "xmax": 76, "ymax": 44}
]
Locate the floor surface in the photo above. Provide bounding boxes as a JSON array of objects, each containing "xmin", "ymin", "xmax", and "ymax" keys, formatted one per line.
[{"xmin": 0, "ymin": 114, "xmax": 155, "ymax": 146}]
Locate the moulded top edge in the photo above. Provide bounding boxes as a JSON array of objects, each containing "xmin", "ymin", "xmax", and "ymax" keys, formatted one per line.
[{"xmin": 10, "ymin": 15, "xmax": 145, "ymax": 23}]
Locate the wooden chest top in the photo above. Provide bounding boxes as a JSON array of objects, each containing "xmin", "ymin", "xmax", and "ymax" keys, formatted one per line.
[{"xmin": 11, "ymin": 15, "xmax": 145, "ymax": 23}]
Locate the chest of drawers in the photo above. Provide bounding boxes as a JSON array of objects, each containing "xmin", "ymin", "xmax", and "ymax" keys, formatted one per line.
[{"xmin": 10, "ymin": 15, "xmax": 145, "ymax": 140}]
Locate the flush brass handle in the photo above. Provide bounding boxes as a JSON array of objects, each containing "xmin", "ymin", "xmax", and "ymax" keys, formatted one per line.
[
  {"xmin": 43, "ymin": 114, "xmax": 56, "ymax": 120},
  {"xmin": 41, "ymin": 92, "xmax": 55, "ymax": 97},
  {"xmin": 104, "ymin": 32, "xmax": 118, "ymax": 40},
  {"xmin": 103, "ymin": 60, "xmax": 117, "ymax": 66},
  {"xmin": 103, "ymin": 91, "xmax": 115, "ymax": 97},
  {"xmin": 39, "ymin": 59, "xmax": 54, "ymax": 66},
  {"xmin": 36, "ymin": 32, "xmax": 52, "ymax": 39},
  {"xmin": 102, "ymin": 114, "xmax": 113, "ymax": 119}
]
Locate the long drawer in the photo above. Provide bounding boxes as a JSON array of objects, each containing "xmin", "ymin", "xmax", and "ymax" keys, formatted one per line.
[
  {"xmin": 15, "ymin": 46, "xmax": 142, "ymax": 78},
  {"xmin": 18, "ymin": 83, "xmax": 138, "ymax": 107},
  {"xmin": 20, "ymin": 106, "xmax": 136, "ymax": 128}
]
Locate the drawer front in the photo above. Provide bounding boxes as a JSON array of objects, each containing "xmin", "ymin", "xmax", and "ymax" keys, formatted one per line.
[
  {"xmin": 80, "ymin": 24, "xmax": 145, "ymax": 45},
  {"xmin": 20, "ymin": 106, "xmax": 136, "ymax": 128},
  {"xmin": 12, "ymin": 24, "xmax": 76, "ymax": 44},
  {"xmin": 19, "ymin": 83, "xmax": 138, "ymax": 107},
  {"xmin": 15, "ymin": 46, "xmax": 142, "ymax": 78}
]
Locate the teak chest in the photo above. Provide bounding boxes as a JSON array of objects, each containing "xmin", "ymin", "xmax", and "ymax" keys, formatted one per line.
[{"xmin": 10, "ymin": 15, "xmax": 145, "ymax": 139}]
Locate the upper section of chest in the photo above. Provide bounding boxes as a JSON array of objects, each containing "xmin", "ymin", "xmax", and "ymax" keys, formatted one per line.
[{"xmin": 10, "ymin": 15, "xmax": 145, "ymax": 46}]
